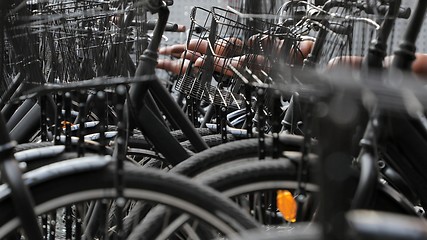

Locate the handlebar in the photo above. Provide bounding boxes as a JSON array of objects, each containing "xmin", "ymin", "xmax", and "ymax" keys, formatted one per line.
[
  {"xmin": 145, "ymin": 20, "xmax": 186, "ymax": 32},
  {"xmin": 364, "ymin": 5, "xmax": 411, "ymax": 19}
]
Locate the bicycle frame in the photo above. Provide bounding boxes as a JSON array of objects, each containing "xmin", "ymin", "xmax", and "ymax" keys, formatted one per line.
[{"xmin": 127, "ymin": 4, "xmax": 209, "ymax": 165}]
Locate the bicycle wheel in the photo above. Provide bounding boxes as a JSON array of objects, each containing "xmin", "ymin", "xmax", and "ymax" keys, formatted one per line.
[
  {"xmin": 179, "ymin": 133, "xmax": 236, "ymax": 152},
  {"xmin": 131, "ymin": 159, "xmax": 316, "ymax": 239},
  {"xmin": 137, "ymin": 157, "xmax": 419, "ymax": 239},
  {"xmin": 0, "ymin": 159, "xmax": 259, "ymax": 239},
  {"xmin": 128, "ymin": 128, "xmax": 214, "ymax": 150},
  {"xmin": 199, "ymin": 159, "xmax": 417, "ymax": 217},
  {"xmin": 13, "ymin": 142, "xmax": 117, "ymax": 172},
  {"xmin": 127, "ymin": 131, "xmax": 234, "ymax": 169},
  {"xmin": 171, "ymin": 135, "xmax": 304, "ymax": 177}
]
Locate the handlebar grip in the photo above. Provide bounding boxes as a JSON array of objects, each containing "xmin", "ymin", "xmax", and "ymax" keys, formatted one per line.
[
  {"xmin": 365, "ymin": 5, "xmax": 411, "ymax": 19},
  {"xmin": 165, "ymin": 23, "xmax": 178, "ymax": 32},
  {"xmin": 397, "ymin": 7, "xmax": 411, "ymax": 19},
  {"xmin": 164, "ymin": 0, "xmax": 174, "ymax": 6},
  {"xmin": 176, "ymin": 25, "xmax": 186, "ymax": 32},
  {"xmin": 377, "ymin": 6, "xmax": 411, "ymax": 19},
  {"xmin": 328, "ymin": 23, "xmax": 352, "ymax": 35},
  {"xmin": 145, "ymin": 20, "xmax": 186, "ymax": 32}
]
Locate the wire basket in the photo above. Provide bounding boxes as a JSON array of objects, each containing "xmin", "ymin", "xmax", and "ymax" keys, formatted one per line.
[
  {"xmin": 175, "ymin": 6, "xmax": 301, "ymax": 108},
  {"xmin": 4, "ymin": 0, "xmax": 143, "ymax": 86},
  {"xmin": 174, "ymin": 7, "xmax": 212, "ymax": 102},
  {"xmin": 232, "ymin": 0, "xmax": 399, "ymax": 93},
  {"xmin": 302, "ymin": 1, "xmax": 388, "ymax": 69}
]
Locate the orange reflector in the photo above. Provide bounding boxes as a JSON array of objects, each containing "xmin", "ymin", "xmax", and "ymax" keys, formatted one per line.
[
  {"xmin": 61, "ymin": 121, "xmax": 73, "ymax": 129},
  {"xmin": 276, "ymin": 190, "xmax": 297, "ymax": 222}
]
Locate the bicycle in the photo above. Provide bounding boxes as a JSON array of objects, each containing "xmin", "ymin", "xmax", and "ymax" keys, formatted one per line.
[{"xmin": 0, "ymin": 1, "xmax": 262, "ymax": 239}]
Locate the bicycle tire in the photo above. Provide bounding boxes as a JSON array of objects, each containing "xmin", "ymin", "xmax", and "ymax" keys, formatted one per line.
[
  {"xmin": 0, "ymin": 160, "xmax": 260, "ymax": 239},
  {"xmin": 14, "ymin": 142, "xmax": 54, "ymax": 152},
  {"xmin": 13, "ymin": 143, "xmax": 115, "ymax": 172},
  {"xmin": 200, "ymin": 159, "xmax": 417, "ymax": 215},
  {"xmin": 126, "ymin": 130, "xmax": 224, "ymax": 168},
  {"xmin": 179, "ymin": 133, "xmax": 236, "ymax": 152},
  {"xmin": 231, "ymin": 224, "xmax": 321, "ymax": 240},
  {"xmin": 138, "ymin": 158, "xmax": 418, "ymax": 239},
  {"xmin": 128, "ymin": 128, "xmax": 214, "ymax": 149},
  {"xmin": 171, "ymin": 135, "xmax": 303, "ymax": 177},
  {"xmin": 130, "ymin": 159, "xmax": 311, "ymax": 239}
]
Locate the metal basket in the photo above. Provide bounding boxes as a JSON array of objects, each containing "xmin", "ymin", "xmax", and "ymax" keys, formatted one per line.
[
  {"xmin": 7, "ymin": 0, "xmax": 143, "ymax": 84},
  {"xmin": 175, "ymin": 6, "xmax": 296, "ymax": 108}
]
